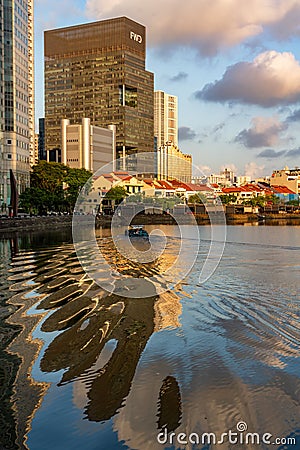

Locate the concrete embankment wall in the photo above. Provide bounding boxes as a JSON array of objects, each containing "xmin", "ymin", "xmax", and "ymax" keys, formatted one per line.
[
  {"xmin": 1, "ymin": 213, "xmax": 300, "ymax": 234},
  {"xmin": 0, "ymin": 215, "xmax": 73, "ymax": 234}
]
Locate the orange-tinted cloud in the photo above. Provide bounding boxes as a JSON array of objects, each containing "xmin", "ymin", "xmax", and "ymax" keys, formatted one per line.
[
  {"xmin": 85, "ymin": 0, "xmax": 300, "ymax": 55},
  {"xmin": 196, "ymin": 51, "xmax": 300, "ymax": 106}
]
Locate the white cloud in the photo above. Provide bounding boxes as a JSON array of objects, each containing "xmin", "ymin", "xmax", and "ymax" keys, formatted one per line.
[
  {"xmin": 84, "ymin": 0, "xmax": 300, "ymax": 55},
  {"xmin": 244, "ymin": 162, "xmax": 266, "ymax": 179},
  {"xmin": 197, "ymin": 51, "xmax": 300, "ymax": 106},
  {"xmin": 195, "ymin": 164, "xmax": 212, "ymax": 175}
]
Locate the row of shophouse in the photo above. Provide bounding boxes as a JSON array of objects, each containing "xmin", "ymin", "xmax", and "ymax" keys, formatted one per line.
[
  {"xmin": 80, "ymin": 171, "xmax": 299, "ymax": 214},
  {"xmin": 221, "ymin": 183, "xmax": 298, "ymax": 203}
]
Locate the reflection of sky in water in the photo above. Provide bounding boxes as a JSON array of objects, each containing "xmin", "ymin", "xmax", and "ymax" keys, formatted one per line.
[{"xmin": 1, "ymin": 226, "xmax": 300, "ymax": 450}]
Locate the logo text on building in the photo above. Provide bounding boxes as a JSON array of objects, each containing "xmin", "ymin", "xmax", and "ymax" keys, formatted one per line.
[{"xmin": 130, "ymin": 31, "xmax": 142, "ymax": 43}]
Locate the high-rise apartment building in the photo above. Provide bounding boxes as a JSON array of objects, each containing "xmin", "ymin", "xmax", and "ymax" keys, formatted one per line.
[
  {"xmin": 154, "ymin": 91, "xmax": 178, "ymax": 148},
  {"xmin": 0, "ymin": 0, "xmax": 34, "ymax": 208},
  {"xmin": 44, "ymin": 17, "xmax": 154, "ymax": 172}
]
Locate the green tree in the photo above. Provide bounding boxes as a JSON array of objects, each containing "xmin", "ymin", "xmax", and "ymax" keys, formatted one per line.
[
  {"xmin": 30, "ymin": 161, "xmax": 68, "ymax": 191},
  {"xmin": 287, "ymin": 199, "xmax": 299, "ymax": 206},
  {"xmin": 64, "ymin": 167, "xmax": 92, "ymax": 211},
  {"xmin": 243, "ymin": 196, "xmax": 266, "ymax": 207},
  {"xmin": 264, "ymin": 194, "xmax": 280, "ymax": 205},
  {"xmin": 219, "ymin": 194, "xmax": 237, "ymax": 205},
  {"xmin": 188, "ymin": 193, "xmax": 207, "ymax": 204},
  {"xmin": 154, "ymin": 196, "xmax": 180, "ymax": 210},
  {"xmin": 105, "ymin": 186, "xmax": 128, "ymax": 202},
  {"xmin": 19, "ymin": 161, "xmax": 92, "ymax": 214},
  {"xmin": 103, "ymin": 186, "xmax": 128, "ymax": 212},
  {"xmin": 126, "ymin": 192, "xmax": 143, "ymax": 203}
]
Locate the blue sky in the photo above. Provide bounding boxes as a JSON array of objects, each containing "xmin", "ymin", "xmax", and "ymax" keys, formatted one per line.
[{"xmin": 34, "ymin": 0, "xmax": 300, "ymax": 178}]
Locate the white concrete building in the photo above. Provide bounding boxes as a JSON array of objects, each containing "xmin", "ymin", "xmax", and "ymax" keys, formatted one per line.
[
  {"xmin": 60, "ymin": 118, "xmax": 116, "ymax": 173},
  {"xmin": 236, "ymin": 176, "xmax": 251, "ymax": 186}
]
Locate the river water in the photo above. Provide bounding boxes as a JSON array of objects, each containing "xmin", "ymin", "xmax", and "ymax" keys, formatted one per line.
[{"xmin": 0, "ymin": 225, "xmax": 299, "ymax": 450}]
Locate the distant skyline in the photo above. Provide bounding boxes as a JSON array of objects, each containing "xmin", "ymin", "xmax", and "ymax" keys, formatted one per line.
[{"xmin": 34, "ymin": 0, "xmax": 300, "ymax": 178}]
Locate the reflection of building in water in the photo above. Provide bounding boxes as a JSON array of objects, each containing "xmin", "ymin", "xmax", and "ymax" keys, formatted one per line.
[
  {"xmin": 0, "ymin": 231, "xmax": 191, "ymax": 449},
  {"xmin": 113, "ymin": 351, "xmax": 300, "ymax": 450},
  {"xmin": 69, "ymin": 288, "xmax": 183, "ymax": 419},
  {"xmin": 111, "ymin": 305, "xmax": 300, "ymax": 450},
  {"xmin": 154, "ymin": 291, "xmax": 182, "ymax": 331},
  {"xmin": 0, "ymin": 238, "xmax": 50, "ymax": 450},
  {"xmin": 7, "ymin": 303, "xmax": 50, "ymax": 450}
]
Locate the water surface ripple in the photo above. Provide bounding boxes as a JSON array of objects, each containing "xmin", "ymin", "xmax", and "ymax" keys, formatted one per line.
[{"xmin": 0, "ymin": 226, "xmax": 299, "ymax": 450}]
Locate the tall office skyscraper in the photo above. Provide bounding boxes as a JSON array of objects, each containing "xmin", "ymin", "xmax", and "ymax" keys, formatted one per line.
[
  {"xmin": 0, "ymin": 0, "xmax": 34, "ymax": 208},
  {"xmin": 154, "ymin": 91, "xmax": 178, "ymax": 148},
  {"xmin": 44, "ymin": 17, "xmax": 154, "ymax": 172}
]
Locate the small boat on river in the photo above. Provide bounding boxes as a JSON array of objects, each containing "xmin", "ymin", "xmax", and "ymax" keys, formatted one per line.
[{"xmin": 125, "ymin": 225, "xmax": 149, "ymax": 240}]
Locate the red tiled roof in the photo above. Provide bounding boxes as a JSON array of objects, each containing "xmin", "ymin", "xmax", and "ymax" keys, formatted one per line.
[
  {"xmin": 264, "ymin": 189, "xmax": 274, "ymax": 196},
  {"xmin": 94, "ymin": 174, "xmax": 114, "ymax": 182},
  {"xmin": 158, "ymin": 180, "xmax": 174, "ymax": 189},
  {"xmin": 222, "ymin": 185, "xmax": 265, "ymax": 193},
  {"xmin": 143, "ymin": 180, "xmax": 167, "ymax": 189},
  {"xmin": 155, "ymin": 181, "xmax": 167, "ymax": 189},
  {"xmin": 168, "ymin": 180, "xmax": 192, "ymax": 190},
  {"xmin": 114, "ymin": 174, "xmax": 131, "ymax": 180},
  {"xmin": 222, "ymin": 187, "xmax": 243, "ymax": 193},
  {"xmin": 271, "ymin": 185, "xmax": 296, "ymax": 194},
  {"xmin": 186, "ymin": 183, "xmax": 213, "ymax": 192},
  {"xmin": 241, "ymin": 184, "xmax": 262, "ymax": 192}
]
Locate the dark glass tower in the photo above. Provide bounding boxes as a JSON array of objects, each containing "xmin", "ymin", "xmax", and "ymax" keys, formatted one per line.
[
  {"xmin": 38, "ymin": 118, "xmax": 46, "ymax": 160},
  {"xmin": 44, "ymin": 17, "xmax": 154, "ymax": 172}
]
